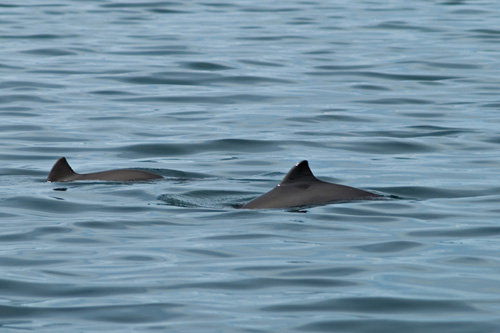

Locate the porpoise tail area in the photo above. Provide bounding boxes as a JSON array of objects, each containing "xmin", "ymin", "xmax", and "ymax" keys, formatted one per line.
[
  {"xmin": 242, "ymin": 160, "xmax": 380, "ymax": 209},
  {"xmin": 47, "ymin": 157, "xmax": 162, "ymax": 182}
]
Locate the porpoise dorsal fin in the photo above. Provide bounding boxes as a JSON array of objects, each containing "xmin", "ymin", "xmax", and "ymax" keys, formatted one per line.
[
  {"xmin": 279, "ymin": 160, "xmax": 318, "ymax": 185},
  {"xmin": 47, "ymin": 157, "xmax": 77, "ymax": 182}
]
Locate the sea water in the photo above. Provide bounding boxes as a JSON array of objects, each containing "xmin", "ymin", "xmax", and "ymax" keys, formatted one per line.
[{"xmin": 1, "ymin": 1, "xmax": 500, "ymax": 332}]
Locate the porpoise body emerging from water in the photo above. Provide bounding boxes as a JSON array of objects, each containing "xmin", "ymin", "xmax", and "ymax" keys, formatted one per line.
[
  {"xmin": 242, "ymin": 160, "xmax": 380, "ymax": 209},
  {"xmin": 47, "ymin": 157, "xmax": 162, "ymax": 182}
]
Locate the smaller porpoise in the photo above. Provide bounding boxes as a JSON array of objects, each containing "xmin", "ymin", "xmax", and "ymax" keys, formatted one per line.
[
  {"xmin": 242, "ymin": 160, "xmax": 380, "ymax": 209},
  {"xmin": 47, "ymin": 157, "xmax": 162, "ymax": 182}
]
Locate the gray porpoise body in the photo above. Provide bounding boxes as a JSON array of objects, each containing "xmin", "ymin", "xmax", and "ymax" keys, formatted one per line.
[
  {"xmin": 242, "ymin": 160, "xmax": 380, "ymax": 209},
  {"xmin": 47, "ymin": 157, "xmax": 162, "ymax": 182}
]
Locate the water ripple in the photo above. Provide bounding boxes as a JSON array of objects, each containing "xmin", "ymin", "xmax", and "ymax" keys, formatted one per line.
[
  {"xmin": 298, "ymin": 319, "xmax": 498, "ymax": 333},
  {"xmin": 355, "ymin": 241, "xmax": 423, "ymax": 253},
  {"xmin": 179, "ymin": 61, "xmax": 233, "ymax": 71},
  {"xmin": 104, "ymin": 72, "xmax": 292, "ymax": 86},
  {"xmin": 264, "ymin": 296, "xmax": 475, "ymax": 313},
  {"xmin": 308, "ymin": 70, "xmax": 459, "ymax": 81},
  {"xmin": 0, "ymin": 303, "xmax": 183, "ymax": 323},
  {"xmin": 124, "ymin": 139, "xmax": 282, "ymax": 156},
  {"xmin": 116, "ymin": 94, "xmax": 277, "ymax": 104},
  {"xmin": 409, "ymin": 226, "xmax": 500, "ymax": 238},
  {"xmin": 171, "ymin": 277, "xmax": 356, "ymax": 291}
]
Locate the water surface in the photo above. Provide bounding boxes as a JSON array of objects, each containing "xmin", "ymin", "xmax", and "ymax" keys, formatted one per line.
[{"xmin": 1, "ymin": 1, "xmax": 500, "ymax": 332}]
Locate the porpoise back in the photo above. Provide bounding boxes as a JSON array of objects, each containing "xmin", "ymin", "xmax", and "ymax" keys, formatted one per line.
[
  {"xmin": 47, "ymin": 157, "xmax": 162, "ymax": 182},
  {"xmin": 242, "ymin": 160, "xmax": 379, "ymax": 209}
]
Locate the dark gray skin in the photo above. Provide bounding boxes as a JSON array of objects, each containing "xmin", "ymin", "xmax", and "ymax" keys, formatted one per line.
[
  {"xmin": 242, "ymin": 160, "xmax": 380, "ymax": 209},
  {"xmin": 47, "ymin": 157, "xmax": 162, "ymax": 182}
]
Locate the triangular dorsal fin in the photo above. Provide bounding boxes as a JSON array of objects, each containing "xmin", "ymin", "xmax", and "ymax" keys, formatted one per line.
[
  {"xmin": 47, "ymin": 157, "xmax": 77, "ymax": 182},
  {"xmin": 280, "ymin": 160, "xmax": 318, "ymax": 185}
]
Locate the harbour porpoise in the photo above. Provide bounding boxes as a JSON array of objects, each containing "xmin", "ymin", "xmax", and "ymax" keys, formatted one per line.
[
  {"xmin": 47, "ymin": 157, "xmax": 162, "ymax": 182},
  {"xmin": 242, "ymin": 160, "xmax": 380, "ymax": 209}
]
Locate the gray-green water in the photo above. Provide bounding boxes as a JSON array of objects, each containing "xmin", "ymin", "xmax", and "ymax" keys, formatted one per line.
[{"xmin": 1, "ymin": 1, "xmax": 500, "ymax": 332}]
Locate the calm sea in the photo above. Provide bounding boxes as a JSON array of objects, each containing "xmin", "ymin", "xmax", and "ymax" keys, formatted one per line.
[{"xmin": 1, "ymin": 1, "xmax": 500, "ymax": 332}]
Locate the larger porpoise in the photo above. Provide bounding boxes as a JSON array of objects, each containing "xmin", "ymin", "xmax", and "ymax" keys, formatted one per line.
[{"xmin": 242, "ymin": 160, "xmax": 380, "ymax": 209}]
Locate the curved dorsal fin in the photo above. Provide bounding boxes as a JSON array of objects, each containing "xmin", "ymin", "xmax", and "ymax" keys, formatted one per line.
[
  {"xmin": 280, "ymin": 160, "xmax": 317, "ymax": 185},
  {"xmin": 47, "ymin": 157, "xmax": 77, "ymax": 182}
]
